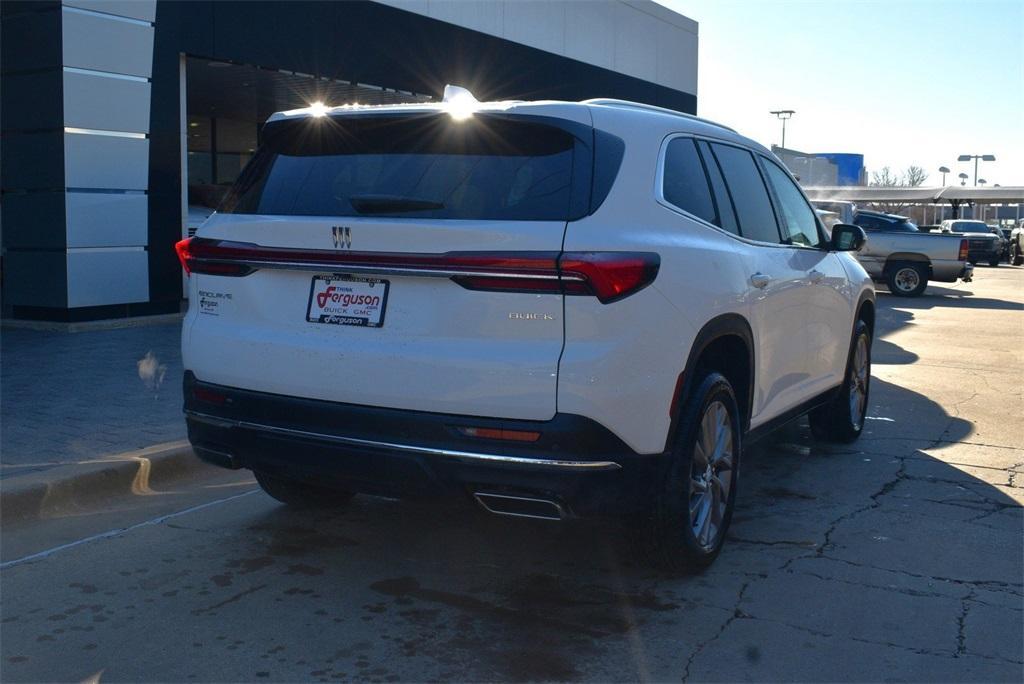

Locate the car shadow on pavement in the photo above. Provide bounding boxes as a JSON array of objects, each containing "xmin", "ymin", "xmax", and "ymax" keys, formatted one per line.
[
  {"xmin": 879, "ymin": 289, "xmax": 1024, "ymax": 311},
  {"xmin": 197, "ymin": 379, "xmax": 1020, "ymax": 681}
]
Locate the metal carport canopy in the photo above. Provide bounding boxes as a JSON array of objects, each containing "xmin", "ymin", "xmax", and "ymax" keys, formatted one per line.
[{"xmin": 802, "ymin": 186, "xmax": 1024, "ymax": 203}]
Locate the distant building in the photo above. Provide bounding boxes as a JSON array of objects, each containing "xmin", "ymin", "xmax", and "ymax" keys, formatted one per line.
[{"xmin": 773, "ymin": 147, "xmax": 866, "ymax": 186}]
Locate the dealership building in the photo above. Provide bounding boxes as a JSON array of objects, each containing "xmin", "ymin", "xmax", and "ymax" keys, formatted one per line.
[{"xmin": 1, "ymin": 0, "xmax": 698, "ymax": 322}]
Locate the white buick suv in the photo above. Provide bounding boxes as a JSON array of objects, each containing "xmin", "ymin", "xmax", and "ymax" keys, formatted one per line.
[{"xmin": 177, "ymin": 91, "xmax": 875, "ymax": 571}]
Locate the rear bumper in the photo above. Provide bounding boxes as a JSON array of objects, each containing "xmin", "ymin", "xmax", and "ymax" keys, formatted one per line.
[{"xmin": 183, "ymin": 372, "xmax": 663, "ymax": 517}]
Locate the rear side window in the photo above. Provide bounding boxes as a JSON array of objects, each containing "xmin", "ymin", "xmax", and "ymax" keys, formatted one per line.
[
  {"xmin": 661, "ymin": 138, "xmax": 716, "ymax": 225},
  {"xmin": 709, "ymin": 143, "xmax": 781, "ymax": 244},
  {"xmin": 222, "ymin": 114, "xmax": 583, "ymax": 220},
  {"xmin": 761, "ymin": 159, "xmax": 821, "ymax": 247}
]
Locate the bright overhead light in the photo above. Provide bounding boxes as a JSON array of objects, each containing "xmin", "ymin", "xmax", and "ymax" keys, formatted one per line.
[
  {"xmin": 957, "ymin": 155, "xmax": 971, "ymax": 162},
  {"xmin": 982, "ymin": 155, "xmax": 996, "ymax": 161},
  {"xmin": 307, "ymin": 101, "xmax": 329, "ymax": 117}
]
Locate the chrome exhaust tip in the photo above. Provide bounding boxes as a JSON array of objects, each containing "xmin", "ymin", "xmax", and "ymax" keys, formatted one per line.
[{"xmin": 473, "ymin": 492, "xmax": 564, "ymax": 521}]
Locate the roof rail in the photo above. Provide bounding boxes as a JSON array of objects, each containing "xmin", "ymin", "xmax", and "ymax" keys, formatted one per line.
[{"xmin": 583, "ymin": 98, "xmax": 737, "ymax": 133}]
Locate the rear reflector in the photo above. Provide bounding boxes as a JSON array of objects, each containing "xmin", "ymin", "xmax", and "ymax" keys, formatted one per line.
[
  {"xmin": 457, "ymin": 426, "xmax": 542, "ymax": 442},
  {"xmin": 174, "ymin": 237, "xmax": 659, "ymax": 303},
  {"xmin": 958, "ymin": 239, "xmax": 969, "ymax": 261},
  {"xmin": 192, "ymin": 386, "xmax": 228, "ymax": 405}
]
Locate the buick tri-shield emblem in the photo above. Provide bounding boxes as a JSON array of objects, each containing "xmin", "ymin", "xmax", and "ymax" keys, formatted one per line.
[{"xmin": 331, "ymin": 226, "xmax": 352, "ymax": 249}]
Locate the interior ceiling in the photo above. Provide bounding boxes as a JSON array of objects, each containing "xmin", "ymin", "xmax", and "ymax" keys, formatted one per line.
[{"xmin": 185, "ymin": 57, "xmax": 433, "ymax": 123}]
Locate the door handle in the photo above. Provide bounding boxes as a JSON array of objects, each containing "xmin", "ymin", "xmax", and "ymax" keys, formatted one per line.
[
  {"xmin": 750, "ymin": 273, "xmax": 771, "ymax": 289},
  {"xmin": 809, "ymin": 269, "xmax": 825, "ymax": 284}
]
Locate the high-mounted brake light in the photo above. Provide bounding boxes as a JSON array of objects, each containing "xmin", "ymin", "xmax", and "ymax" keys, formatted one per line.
[
  {"xmin": 958, "ymin": 239, "xmax": 969, "ymax": 261},
  {"xmin": 173, "ymin": 237, "xmax": 659, "ymax": 303}
]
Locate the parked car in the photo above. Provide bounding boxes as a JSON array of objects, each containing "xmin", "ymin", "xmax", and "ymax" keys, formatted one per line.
[
  {"xmin": 176, "ymin": 92, "xmax": 876, "ymax": 572},
  {"xmin": 1010, "ymin": 222, "xmax": 1024, "ymax": 265},
  {"xmin": 938, "ymin": 219, "xmax": 1003, "ymax": 266},
  {"xmin": 816, "ymin": 208, "xmax": 974, "ymax": 296}
]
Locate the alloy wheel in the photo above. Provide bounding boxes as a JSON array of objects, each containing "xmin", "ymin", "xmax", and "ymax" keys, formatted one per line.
[
  {"xmin": 689, "ymin": 400, "xmax": 734, "ymax": 550},
  {"xmin": 848, "ymin": 335, "xmax": 869, "ymax": 427}
]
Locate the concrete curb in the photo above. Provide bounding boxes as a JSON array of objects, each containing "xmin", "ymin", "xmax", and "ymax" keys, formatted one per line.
[{"xmin": 0, "ymin": 441, "xmax": 212, "ymax": 525}]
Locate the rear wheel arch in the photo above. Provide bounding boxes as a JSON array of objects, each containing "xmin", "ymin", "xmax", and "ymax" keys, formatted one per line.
[
  {"xmin": 855, "ymin": 293, "xmax": 875, "ymax": 338},
  {"xmin": 667, "ymin": 314, "xmax": 754, "ymax": 449},
  {"xmin": 884, "ymin": 253, "xmax": 932, "ymax": 274}
]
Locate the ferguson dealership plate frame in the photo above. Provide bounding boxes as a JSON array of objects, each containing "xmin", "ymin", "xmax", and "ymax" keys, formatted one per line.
[{"xmin": 306, "ymin": 274, "xmax": 390, "ymax": 327}]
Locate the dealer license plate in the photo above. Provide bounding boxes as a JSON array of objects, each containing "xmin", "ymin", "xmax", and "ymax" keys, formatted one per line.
[{"xmin": 306, "ymin": 275, "xmax": 389, "ymax": 327}]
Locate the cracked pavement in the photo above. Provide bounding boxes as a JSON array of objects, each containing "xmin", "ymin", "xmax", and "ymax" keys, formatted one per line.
[{"xmin": 1, "ymin": 269, "xmax": 1022, "ymax": 682}]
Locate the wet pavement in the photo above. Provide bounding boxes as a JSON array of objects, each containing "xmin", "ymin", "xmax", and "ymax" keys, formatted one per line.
[{"xmin": 1, "ymin": 268, "xmax": 1021, "ymax": 682}]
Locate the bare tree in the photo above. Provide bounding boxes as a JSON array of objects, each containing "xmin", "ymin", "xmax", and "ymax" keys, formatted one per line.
[
  {"xmin": 870, "ymin": 166, "xmax": 900, "ymax": 187},
  {"xmin": 868, "ymin": 165, "xmax": 929, "ymax": 216},
  {"xmin": 903, "ymin": 165, "xmax": 928, "ymax": 187}
]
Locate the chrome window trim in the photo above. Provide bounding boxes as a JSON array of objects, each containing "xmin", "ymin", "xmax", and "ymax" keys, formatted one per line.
[{"xmin": 185, "ymin": 411, "xmax": 622, "ymax": 471}]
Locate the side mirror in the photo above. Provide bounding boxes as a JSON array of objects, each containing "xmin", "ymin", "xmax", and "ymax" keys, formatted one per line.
[{"xmin": 831, "ymin": 223, "xmax": 866, "ymax": 251}]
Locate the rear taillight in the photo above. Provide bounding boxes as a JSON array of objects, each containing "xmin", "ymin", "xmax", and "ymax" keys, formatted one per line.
[
  {"xmin": 175, "ymin": 237, "xmax": 253, "ymax": 277},
  {"xmin": 454, "ymin": 252, "xmax": 659, "ymax": 303},
  {"xmin": 173, "ymin": 238, "xmax": 659, "ymax": 302},
  {"xmin": 959, "ymin": 239, "xmax": 969, "ymax": 261},
  {"xmin": 559, "ymin": 252, "xmax": 661, "ymax": 303}
]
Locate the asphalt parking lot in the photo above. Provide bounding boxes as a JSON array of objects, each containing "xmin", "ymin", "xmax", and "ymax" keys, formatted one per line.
[{"xmin": 2, "ymin": 267, "xmax": 1022, "ymax": 683}]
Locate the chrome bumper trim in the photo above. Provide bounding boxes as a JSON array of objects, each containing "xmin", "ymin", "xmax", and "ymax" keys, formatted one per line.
[{"xmin": 185, "ymin": 410, "xmax": 622, "ymax": 472}]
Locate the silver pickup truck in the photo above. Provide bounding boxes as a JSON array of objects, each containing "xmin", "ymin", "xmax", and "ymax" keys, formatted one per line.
[{"xmin": 814, "ymin": 202, "xmax": 973, "ymax": 297}]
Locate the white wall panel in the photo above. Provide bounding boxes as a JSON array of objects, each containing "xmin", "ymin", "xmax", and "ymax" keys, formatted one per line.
[
  {"xmin": 63, "ymin": 70, "xmax": 151, "ymax": 133},
  {"xmin": 62, "ymin": 8, "xmax": 154, "ymax": 77},
  {"xmin": 63, "ymin": 0, "xmax": 156, "ymax": 22},
  {"xmin": 657, "ymin": 18, "xmax": 698, "ymax": 94},
  {"xmin": 67, "ymin": 249, "xmax": 149, "ymax": 307},
  {"xmin": 372, "ymin": 1, "xmax": 697, "ymax": 96},
  {"xmin": 427, "ymin": 0, "xmax": 503, "ymax": 38},
  {"xmin": 614, "ymin": 1, "xmax": 657, "ymax": 82},
  {"xmin": 65, "ymin": 134, "xmax": 149, "ymax": 190},
  {"xmin": 503, "ymin": 1, "xmax": 565, "ymax": 57},
  {"xmin": 565, "ymin": 2, "xmax": 615, "ymax": 71},
  {"xmin": 65, "ymin": 192, "xmax": 148, "ymax": 248}
]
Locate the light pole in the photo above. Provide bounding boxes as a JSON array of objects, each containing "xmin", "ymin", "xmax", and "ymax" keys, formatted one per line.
[
  {"xmin": 770, "ymin": 110, "xmax": 795, "ymax": 149},
  {"xmin": 978, "ymin": 178, "xmax": 988, "ymax": 186},
  {"xmin": 957, "ymin": 154, "xmax": 996, "ymax": 186},
  {"xmin": 939, "ymin": 166, "xmax": 950, "ymax": 185},
  {"xmin": 958, "ymin": 173, "xmax": 969, "ymax": 186}
]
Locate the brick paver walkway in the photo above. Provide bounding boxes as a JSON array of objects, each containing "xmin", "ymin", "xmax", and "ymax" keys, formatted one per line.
[{"xmin": 1, "ymin": 322, "xmax": 185, "ymax": 479}]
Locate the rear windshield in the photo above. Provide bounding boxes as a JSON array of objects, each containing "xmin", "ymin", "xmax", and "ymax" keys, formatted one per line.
[
  {"xmin": 951, "ymin": 221, "xmax": 987, "ymax": 231},
  {"xmin": 221, "ymin": 114, "xmax": 584, "ymax": 221}
]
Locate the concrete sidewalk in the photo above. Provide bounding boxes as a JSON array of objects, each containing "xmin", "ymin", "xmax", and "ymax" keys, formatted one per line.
[{"xmin": 1, "ymin": 320, "xmax": 186, "ymax": 480}]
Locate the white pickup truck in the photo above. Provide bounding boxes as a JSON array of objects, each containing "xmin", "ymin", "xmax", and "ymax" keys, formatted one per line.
[{"xmin": 814, "ymin": 202, "xmax": 973, "ymax": 297}]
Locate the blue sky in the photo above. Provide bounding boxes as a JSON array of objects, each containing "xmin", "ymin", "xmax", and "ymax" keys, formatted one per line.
[{"xmin": 657, "ymin": 0, "xmax": 1023, "ymax": 186}]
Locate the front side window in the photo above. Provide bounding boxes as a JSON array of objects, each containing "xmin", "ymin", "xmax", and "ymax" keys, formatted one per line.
[
  {"xmin": 709, "ymin": 143, "xmax": 780, "ymax": 244},
  {"xmin": 662, "ymin": 138, "xmax": 716, "ymax": 225},
  {"xmin": 761, "ymin": 159, "xmax": 821, "ymax": 247}
]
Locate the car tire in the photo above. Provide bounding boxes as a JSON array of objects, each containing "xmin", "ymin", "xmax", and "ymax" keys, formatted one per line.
[
  {"xmin": 886, "ymin": 262, "xmax": 928, "ymax": 297},
  {"xmin": 988, "ymin": 256, "xmax": 1000, "ymax": 267},
  {"xmin": 809, "ymin": 319, "xmax": 871, "ymax": 444},
  {"xmin": 1012, "ymin": 244, "xmax": 1023, "ymax": 266},
  {"xmin": 254, "ymin": 470, "xmax": 356, "ymax": 509},
  {"xmin": 640, "ymin": 371, "xmax": 741, "ymax": 573}
]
